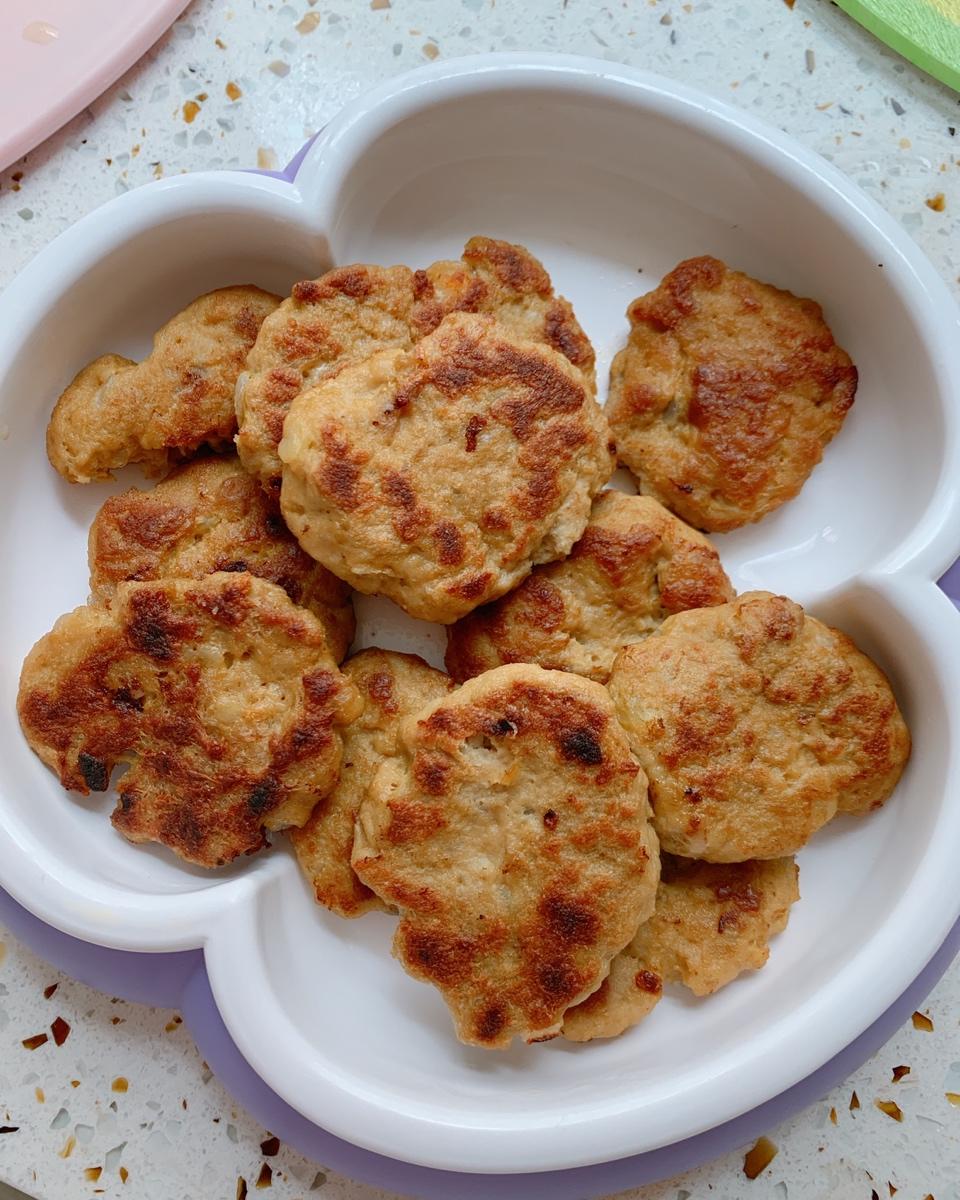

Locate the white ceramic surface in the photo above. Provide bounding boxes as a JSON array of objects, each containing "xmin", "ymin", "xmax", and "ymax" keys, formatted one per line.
[{"xmin": 1, "ymin": 55, "xmax": 959, "ymax": 1176}]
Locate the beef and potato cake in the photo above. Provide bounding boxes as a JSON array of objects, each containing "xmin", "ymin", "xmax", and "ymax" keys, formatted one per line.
[
  {"xmin": 291, "ymin": 648, "xmax": 453, "ymax": 918},
  {"xmin": 89, "ymin": 455, "xmax": 355, "ymax": 662},
  {"xmin": 47, "ymin": 285, "xmax": 280, "ymax": 483},
  {"xmin": 237, "ymin": 237, "xmax": 595, "ymax": 497},
  {"xmin": 605, "ymin": 256, "xmax": 857, "ymax": 531},
  {"xmin": 352, "ymin": 663, "xmax": 659, "ymax": 1048},
  {"xmin": 445, "ymin": 490, "xmax": 734, "ymax": 684},
  {"xmin": 563, "ymin": 855, "xmax": 799, "ymax": 1041},
  {"xmin": 279, "ymin": 312, "xmax": 614, "ymax": 624},
  {"xmin": 17, "ymin": 573, "xmax": 361, "ymax": 867},
  {"xmin": 607, "ymin": 591, "xmax": 910, "ymax": 861}
]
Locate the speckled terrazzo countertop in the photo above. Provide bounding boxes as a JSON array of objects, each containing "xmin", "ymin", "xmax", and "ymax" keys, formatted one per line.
[{"xmin": 1, "ymin": 2, "xmax": 959, "ymax": 1198}]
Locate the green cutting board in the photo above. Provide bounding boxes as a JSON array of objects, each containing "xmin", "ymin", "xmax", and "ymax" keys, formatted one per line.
[{"xmin": 835, "ymin": 0, "xmax": 960, "ymax": 93}]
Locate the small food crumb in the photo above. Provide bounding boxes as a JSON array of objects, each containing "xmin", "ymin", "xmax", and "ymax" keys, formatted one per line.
[
  {"xmin": 182, "ymin": 100, "xmax": 201, "ymax": 124},
  {"xmin": 35, "ymin": 1088, "xmax": 44, "ymax": 1103},
  {"xmin": 297, "ymin": 11, "xmax": 321, "ymax": 33},
  {"xmin": 84, "ymin": 1167, "xmax": 102, "ymax": 1182},
  {"xmin": 59, "ymin": 1135, "xmax": 76, "ymax": 1159},
  {"xmin": 891, "ymin": 1065, "xmax": 910, "ymax": 1083},
  {"xmin": 875, "ymin": 1099, "xmax": 903, "ymax": 1121},
  {"xmin": 913, "ymin": 1011, "xmax": 934, "ymax": 1031},
  {"xmin": 70, "ymin": 1080, "xmax": 80, "ymax": 1089},
  {"xmin": 829, "ymin": 1106, "xmax": 837, "ymax": 1124},
  {"xmin": 926, "ymin": 193, "xmax": 946, "ymax": 212},
  {"xmin": 111, "ymin": 1078, "xmax": 128, "ymax": 1094},
  {"xmin": 850, "ymin": 1090, "xmax": 861, "ymax": 1110},
  {"xmin": 164, "ymin": 1015, "xmax": 183, "ymax": 1033},
  {"xmin": 256, "ymin": 1163, "xmax": 273, "ymax": 1188},
  {"xmin": 119, "ymin": 1167, "xmax": 129, "ymax": 1184},
  {"xmin": 43, "ymin": 984, "xmax": 58, "ymax": 999},
  {"xmin": 422, "ymin": 42, "xmax": 439, "ymax": 59},
  {"xmin": 743, "ymin": 1136, "xmax": 777, "ymax": 1179},
  {"xmin": 51, "ymin": 1017, "xmax": 70, "ymax": 1046},
  {"xmin": 226, "ymin": 81, "xmax": 242, "ymax": 100},
  {"xmin": 260, "ymin": 1136, "xmax": 280, "ymax": 1156},
  {"xmin": 22, "ymin": 1034, "xmax": 48, "ymax": 1050},
  {"xmin": 111, "ymin": 1017, "xmax": 124, "ymax": 1026},
  {"xmin": 946, "ymin": 1092, "xmax": 960, "ymax": 1106}
]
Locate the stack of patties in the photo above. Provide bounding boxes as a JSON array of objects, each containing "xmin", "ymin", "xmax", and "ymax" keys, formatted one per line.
[
  {"xmin": 22, "ymin": 243, "xmax": 913, "ymax": 1051},
  {"xmin": 25, "ymin": 289, "xmax": 361, "ymax": 867}
]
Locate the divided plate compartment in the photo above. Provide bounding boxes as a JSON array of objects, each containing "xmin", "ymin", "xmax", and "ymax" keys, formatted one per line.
[{"xmin": 1, "ymin": 54, "xmax": 960, "ymax": 1179}]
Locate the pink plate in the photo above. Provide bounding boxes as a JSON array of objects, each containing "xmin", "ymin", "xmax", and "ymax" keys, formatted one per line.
[{"xmin": 0, "ymin": 0, "xmax": 190, "ymax": 173}]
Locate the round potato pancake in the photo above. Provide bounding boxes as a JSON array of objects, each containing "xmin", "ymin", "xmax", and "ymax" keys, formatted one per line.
[
  {"xmin": 563, "ymin": 855, "xmax": 799, "ymax": 1041},
  {"xmin": 291, "ymin": 648, "xmax": 453, "ymax": 918},
  {"xmin": 17, "ymin": 573, "xmax": 361, "ymax": 867},
  {"xmin": 352, "ymin": 663, "xmax": 659, "ymax": 1048},
  {"xmin": 607, "ymin": 591, "xmax": 910, "ymax": 861},
  {"xmin": 48, "ymin": 286, "xmax": 280, "ymax": 483},
  {"xmin": 279, "ymin": 312, "xmax": 613, "ymax": 623},
  {"xmin": 88, "ymin": 455, "xmax": 355, "ymax": 662},
  {"xmin": 445, "ymin": 490, "xmax": 733, "ymax": 684},
  {"xmin": 605, "ymin": 256, "xmax": 856, "ymax": 531}
]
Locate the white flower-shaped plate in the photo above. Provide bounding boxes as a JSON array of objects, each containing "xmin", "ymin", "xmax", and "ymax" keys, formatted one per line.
[{"xmin": 1, "ymin": 54, "xmax": 960, "ymax": 1176}]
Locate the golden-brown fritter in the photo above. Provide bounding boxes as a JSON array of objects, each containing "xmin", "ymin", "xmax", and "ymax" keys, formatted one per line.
[
  {"xmin": 88, "ymin": 455, "xmax": 355, "ymax": 662},
  {"xmin": 563, "ymin": 855, "xmax": 799, "ymax": 1041},
  {"xmin": 280, "ymin": 312, "xmax": 613, "ymax": 624},
  {"xmin": 17, "ymin": 573, "xmax": 361, "ymax": 868},
  {"xmin": 352, "ymin": 663, "xmax": 659, "ymax": 1048},
  {"xmin": 607, "ymin": 592, "xmax": 910, "ymax": 861},
  {"xmin": 47, "ymin": 286, "xmax": 280, "ymax": 483},
  {"xmin": 236, "ymin": 237, "xmax": 595, "ymax": 496},
  {"xmin": 445, "ymin": 491, "xmax": 733, "ymax": 684},
  {"xmin": 605, "ymin": 256, "xmax": 857, "ymax": 532},
  {"xmin": 291, "ymin": 649, "xmax": 453, "ymax": 918}
]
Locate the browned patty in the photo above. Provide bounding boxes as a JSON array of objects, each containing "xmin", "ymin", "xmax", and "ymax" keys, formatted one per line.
[
  {"xmin": 563, "ymin": 855, "xmax": 799, "ymax": 1041},
  {"xmin": 279, "ymin": 312, "xmax": 613, "ymax": 623},
  {"xmin": 291, "ymin": 649, "xmax": 453, "ymax": 918},
  {"xmin": 88, "ymin": 455, "xmax": 355, "ymax": 662},
  {"xmin": 605, "ymin": 256, "xmax": 857, "ymax": 531},
  {"xmin": 17, "ymin": 573, "xmax": 362, "ymax": 867},
  {"xmin": 237, "ymin": 237, "xmax": 595, "ymax": 497},
  {"xmin": 608, "ymin": 591, "xmax": 911, "ymax": 860},
  {"xmin": 47, "ymin": 286, "xmax": 280, "ymax": 483},
  {"xmin": 445, "ymin": 490, "xmax": 734, "ymax": 684},
  {"xmin": 352, "ymin": 663, "xmax": 659, "ymax": 1048}
]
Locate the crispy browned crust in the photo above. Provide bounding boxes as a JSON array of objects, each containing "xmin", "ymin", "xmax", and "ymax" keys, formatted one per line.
[
  {"xmin": 17, "ymin": 573, "xmax": 362, "ymax": 867},
  {"xmin": 88, "ymin": 455, "xmax": 355, "ymax": 662},
  {"xmin": 607, "ymin": 592, "xmax": 911, "ymax": 861},
  {"xmin": 47, "ymin": 286, "xmax": 280, "ymax": 483},
  {"xmin": 352, "ymin": 663, "xmax": 659, "ymax": 1048},
  {"xmin": 280, "ymin": 312, "xmax": 613, "ymax": 623},
  {"xmin": 445, "ymin": 491, "xmax": 734, "ymax": 683},
  {"xmin": 605, "ymin": 256, "xmax": 857, "ymax": 531},
  {"xmin": 237, "ymin": 237, "xmax": 596, "ymax": 496},
  {"xmin": 563, "ymin": 855, "xmax": 799, "ymax": 1041},
  {"xmin": 291, "ymin": 649, "xmax": 453, "ymax": 917}
]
